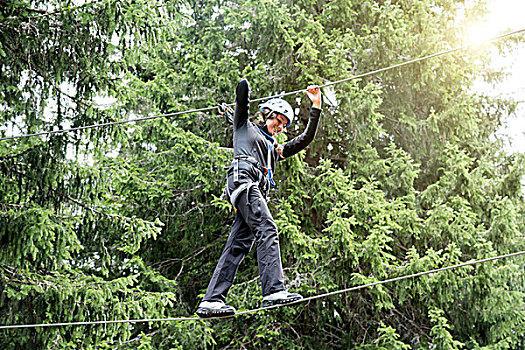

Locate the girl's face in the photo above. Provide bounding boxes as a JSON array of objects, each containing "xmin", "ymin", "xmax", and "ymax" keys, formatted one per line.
[{"xmin": 266, "ymin": 113, "xmax": 288, "ymax": 136}]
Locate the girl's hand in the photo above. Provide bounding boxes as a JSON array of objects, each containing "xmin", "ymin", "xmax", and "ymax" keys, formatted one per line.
[{"xmin": 303, "ymin": 85, "xmax": 322, "ymax": 109}]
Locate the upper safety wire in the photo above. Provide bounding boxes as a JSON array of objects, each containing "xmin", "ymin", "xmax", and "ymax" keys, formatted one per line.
[{"xmin": 1, "ymin": 28, "xmax": 524, "ymax": 142}]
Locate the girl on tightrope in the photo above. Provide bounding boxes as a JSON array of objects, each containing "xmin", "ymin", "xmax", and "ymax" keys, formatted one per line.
[{"xmin": 196, "ymin": 79, "xmax": 322, "ymax": 318}]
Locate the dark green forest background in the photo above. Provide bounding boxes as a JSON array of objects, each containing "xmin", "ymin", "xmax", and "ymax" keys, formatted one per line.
[{"xmin": 1, "ymin": 0, "xmax": 524, "ymax": 349}]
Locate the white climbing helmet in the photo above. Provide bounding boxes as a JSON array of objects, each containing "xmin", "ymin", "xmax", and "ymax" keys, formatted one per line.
[{"xmin": 259, "ymin": 98, "xmax": 294, "ymax": 127}]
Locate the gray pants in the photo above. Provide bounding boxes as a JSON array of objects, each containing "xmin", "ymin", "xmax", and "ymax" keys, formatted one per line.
[{"xmin": 203, "ymin": 173, "xmax": 285, "ymax": 302}]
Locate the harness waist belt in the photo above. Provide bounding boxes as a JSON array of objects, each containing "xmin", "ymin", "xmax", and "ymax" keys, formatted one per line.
[{"xmin": 233, "ymin": 155, "xmax": 268, "ymax": 175}]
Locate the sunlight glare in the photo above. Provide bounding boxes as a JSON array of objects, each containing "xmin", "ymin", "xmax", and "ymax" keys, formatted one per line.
[
  {"xmin": 463, "ymin": 0, "xmax": 525, "ymax": 47},
  {"xmin": 464, "ymin": 22, "xmax": 493, "ymax": 47}
]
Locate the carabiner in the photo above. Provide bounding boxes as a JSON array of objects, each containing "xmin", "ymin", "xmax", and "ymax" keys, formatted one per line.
[{"xmin": 218, "ymin": 103, "xmax": 234, "ymax": 125}]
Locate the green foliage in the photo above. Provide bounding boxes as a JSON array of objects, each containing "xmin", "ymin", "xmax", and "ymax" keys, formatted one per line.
[
  {"xmin": 1, "ymin": 0, "xmax": 524, "ymax": 349},
  {"xmin": 429, "ymin": 308, "xmax": 465, "ymax": 350},
  {"xmin": 355, "ymin": 322, "xmax": 411, "ymax": 350}
]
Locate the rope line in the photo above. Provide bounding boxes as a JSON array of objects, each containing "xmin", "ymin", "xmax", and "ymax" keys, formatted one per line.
[
  {"xmin": 1, "ymin": 28, "xmax": 524, "ymax": 142},
  {"xmin": 0, "ymin": 106, "xmax": 218, "ymax": 142},
  {"xmin": 232, "ymin": 28, "xmax": 525, "ymax": 103},
  {"xmin": 1, "ymin": 249, "xmax": 523, "ymax": 330}
]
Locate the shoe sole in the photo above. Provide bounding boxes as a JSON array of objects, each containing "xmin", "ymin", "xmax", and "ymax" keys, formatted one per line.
[
  {"xmin": 196, "ymin": 308, "xmax": 236, "ymax": 318},
  {"xmin": 262, "ymin": 296, "xmax": 303, "ymax": 308}
]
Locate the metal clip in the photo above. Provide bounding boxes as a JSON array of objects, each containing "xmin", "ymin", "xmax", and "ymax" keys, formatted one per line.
[
  {"xmin": 218, "ymin": 103, "xmax": 234, "ymax": 125},
  {"xmin": 233, "ymin": 159, "xmax": 239, "ymax": 183}
]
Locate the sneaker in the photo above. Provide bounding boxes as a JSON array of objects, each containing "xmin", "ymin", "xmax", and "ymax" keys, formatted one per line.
[
  {"xmin": 196, "ymin": 301, "xmax": 236, "ymax": 318},
  {"xmin": 262, "ymin": 290, "xmax": 303, "ymax": 307}
]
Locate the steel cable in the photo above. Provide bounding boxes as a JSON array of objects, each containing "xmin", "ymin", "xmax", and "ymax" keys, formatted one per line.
[
  {"xmin": 1, "ymin": 249, "xmax": 523, "ymax": 329},
  {"xmin": 1, "ymin": 28, "xmax": 524, "ymax": 142}
]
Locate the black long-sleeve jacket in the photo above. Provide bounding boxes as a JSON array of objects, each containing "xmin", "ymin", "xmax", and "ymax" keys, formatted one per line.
[{"xmin": 233, "ymin": 79, "xmax": 321, "ymax": 177}]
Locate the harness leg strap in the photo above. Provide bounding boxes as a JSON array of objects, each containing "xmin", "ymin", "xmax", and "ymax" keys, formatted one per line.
[{"xmin": 229, "ymin": 182, "xmax": 259, "ymax": 208}]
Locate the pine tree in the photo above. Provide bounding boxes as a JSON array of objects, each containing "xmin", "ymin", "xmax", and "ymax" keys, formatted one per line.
[{"xmin": 1, "ymin": 0, "xmax": 524, "ymax": 349}]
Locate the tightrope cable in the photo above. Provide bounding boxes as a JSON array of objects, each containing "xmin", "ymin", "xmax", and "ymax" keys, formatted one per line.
[
  {"xmin": 1, "ymin": 249, "xmax": 523, "ymax": 330},
  {"xmin": 238, "ymin": 28, "xmax": 525, "ymax": 102},
  {"xmin": 1, "ymin": 28, "xmax": 524, "ymax": 142},
  {"xmin": 0, "ymin": 106, "xmax": 218, "ymax": 142}
]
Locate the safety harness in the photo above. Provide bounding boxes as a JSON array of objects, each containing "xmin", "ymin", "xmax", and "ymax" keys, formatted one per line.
[
  {"xmin": 227, "ymin": 156, "xmax": 264, "ymax": 208},
  {"xmin": 226, "ymin": 127, "xmax": 277, "ymax": 208}
]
